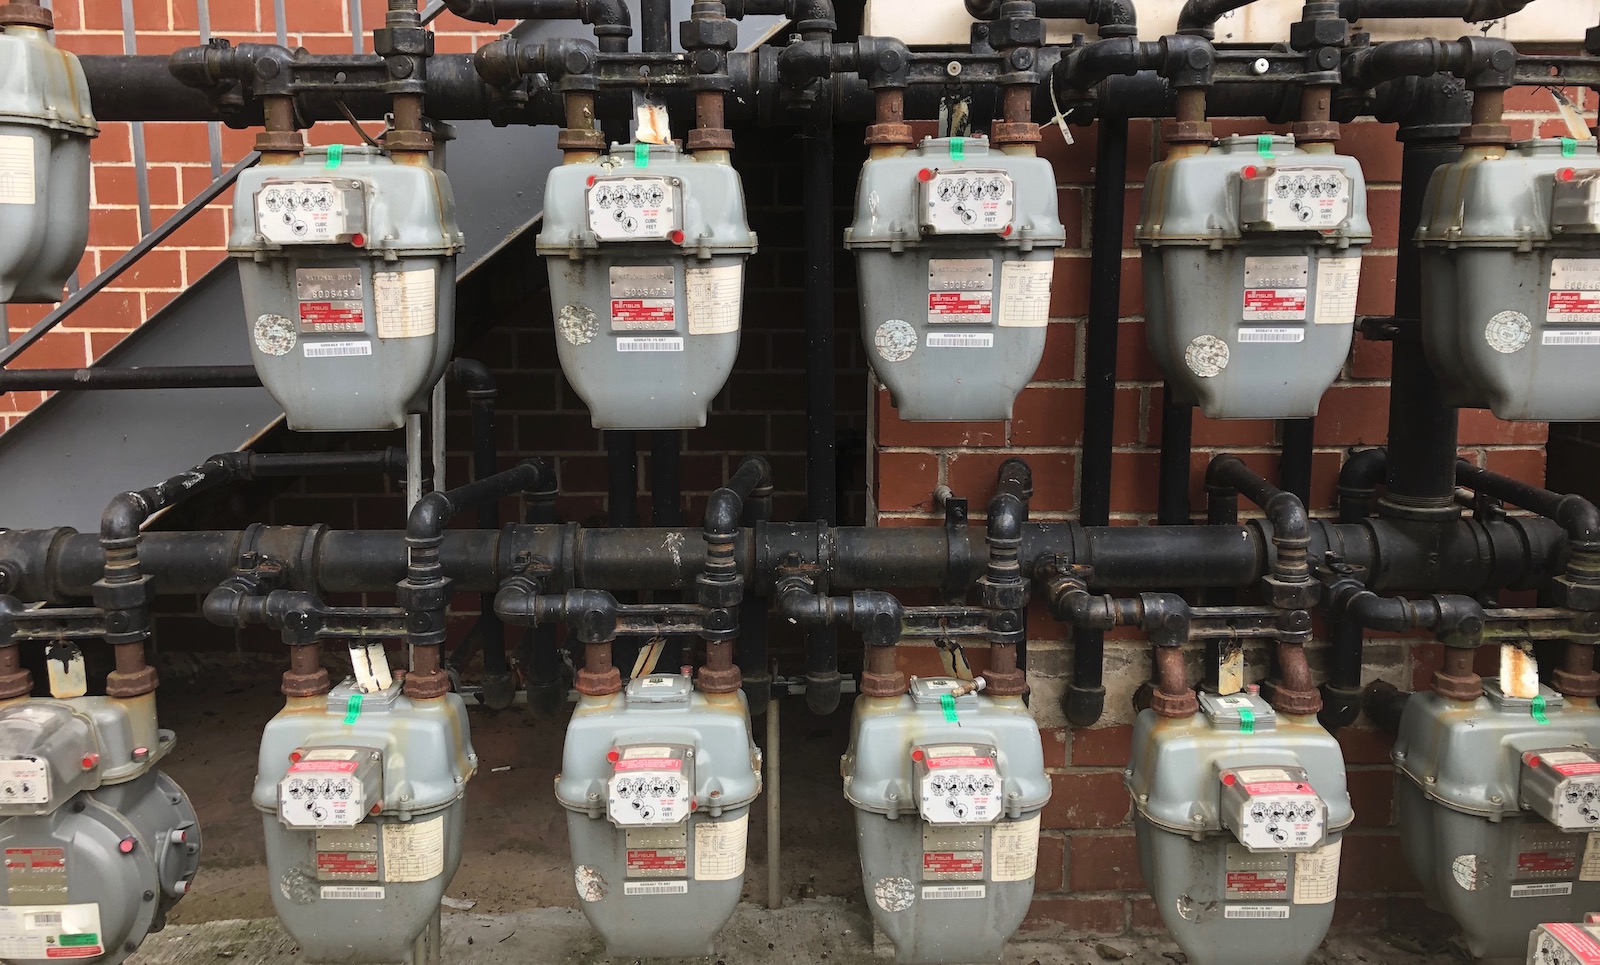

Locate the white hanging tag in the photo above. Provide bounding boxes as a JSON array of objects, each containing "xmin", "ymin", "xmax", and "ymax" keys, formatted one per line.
[
  {"xmin": 46, "ymin": 643, "xmax": 87, "ymax": 699},
  {"xmin": 633, "ymin": 91, "xmax": 672, "ymax": 146},
  {"xmin": 351, "ymin": 642, "xmax": 394, "ymax": 694},
  {"xmin": 1500, "ymin": 643, "xmax": 1539, "ymax": 700}
]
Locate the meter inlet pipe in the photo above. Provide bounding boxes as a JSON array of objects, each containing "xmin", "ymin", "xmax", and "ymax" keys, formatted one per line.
[
  {"xmin": 698, "ymin": 457, "xmax": 772, "ymax": 694},
  {"xmin": 1205, "ymin": 455, "xmax": 1321, "ymax": 716},
  {"xmin": 683, "ymin": 0, "xmax": 737, "ymax": 159},
  {"xmin": 985, "ymin": 0, "xmax": 1044, "ymax": 156},
  {"xmin": 980, "ymin": 460, "xmax": 1032, "ymax": 695},
  {"xmin": 399, "ymin": 459, "xmax": 555, "ymax": 700},
  {"xmin": 775, "ymin": 578, "xmax": 909, "ymax": 697},
  {"xmin": 1323, "ymin": 566, "xmax": 1489, "ymax": 700},
  {"xmin": 440, "ymin": 0, "xmax": 633, "ymax": 52},
  {"xmin": 1319, "ymin": 446, "xmax": 1388, "ymax": 729}
]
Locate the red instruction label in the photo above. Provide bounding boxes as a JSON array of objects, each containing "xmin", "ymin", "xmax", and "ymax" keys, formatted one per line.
[
  {"xmin": 927, "ymin": 291, "xmax": 993, "ymax": 324},
  {"xmin": 1548, "ymin": 923, "xmax": 1600, "ymax": 964},
  {"xmin": 614, "ymin": 758, "xmax": 682, "ymax": 772},
  {"xmin": 290, "ymin": 760, "xmax": 359, "ymax": 774},
  {"xmin": 1519, "ymin": 850, "xmax": 1577, "ymax": 876},
  {"xmin": 627, "ymin": 849, "xmax": 687, "ymax": 874},
  {"xmin": 611, "ymin": 299, "xmax": 675, "ymax": 330},
  {"xmin": 1243, "ymin": 289, "xmax": 1307, "ymax": 321},
  {"xmin": 299, "ymin": 301, "xmax": 365, "ymax": 333},
  {"xmin": 1226, "ymin": 871, "xmax": 1288, "ymax": 896},
  {"xmin": 317, "ymin": 852, "xmax": 379, "ymax": 878},
  {"xmin": 1242, "ymin": 782, "xmax": 1315, "ymax": 796},
  {"xmin": 1552, "ymin": 761, "xmax": 1600, "ymax": 776},
  {"xmin": 6, "ymin": 848, "xmax": 65, "ymax": 870},
  {"xmin": 926, "ymin": 756, "xmax": 996, "ymax": 769},
  {"xmin": 924, "ymin": 852, "xmax": 984, "ymax": 876}
]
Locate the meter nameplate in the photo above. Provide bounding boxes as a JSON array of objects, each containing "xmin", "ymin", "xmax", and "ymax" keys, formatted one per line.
[
  {"xmin": 315, "ymin": 826, "xmax": 379, "ymax": 881},
  {"xmin": 1550, "ymin": 260, "xmax": 1600, "ymax": 325},
  {"xmin": 587, "ymin": 176, "xmax": 680, "ymax": 242},
  {"xmin": 625, "ymin": 825, "xmax": 688, "ymax": 879},
  {"xmin": 927, "ymin": 259, "xmax": 994, "ymax": 325},
  {"xmin": 1531, "ymin": 922, "xmax": 1600, "ymax": 964},
  {"xmin": 1219, "ymin": 765, "xmax": 1326, "ymax": 852},
  {"xmin": 919, "ymin": 169, "xmax": 1015, "ymax": 235},
  {"xmin": 256, "ymin": 178, "xmax": 364, "ymax": 245},
  {"xmin": 279, "ymin": 746, "xmax": 383, "ymax": 829},
  {"xmin": 0, "ymin": 758, "xmax": 48, "ymax": 806},
  {"xmin": 922, "ymin": 825, "xmax": 986, "ymax": 881},
  {"xmin": 1522, "ymin": 748, "xmax": 1600, "ymax": 831},
  {"xmin": 1240, "ymin": 167, "xmax": 1351, "ymax": 230},
  {"xmin": 4, "ymin": 847, "xmax": 68, "ymax": 901},
  {"xmin": 1242, "ymin": 256, "xmax": 1309, "ymax": 322},
  {"xmin": 296, "ymin": 268, "xmax": 365, "ymax": 334},
  {"xmin": 610, "ymin": 266, "xmax": 677, "ymax": 331},
  {"xmin": 1512, "ymin": 823, "xmax": 1583, "ymax": 898},
  {"xmin": 607, "ymin": 744, "xmax": 692, "ymax": 826},
  {"xmin": 915, "ymin": 743, "xmax": 1001, "ymax": 825},
  {"xmin": 1225, "ymin": 843, "xmax": 1289, "ymax": 901}
]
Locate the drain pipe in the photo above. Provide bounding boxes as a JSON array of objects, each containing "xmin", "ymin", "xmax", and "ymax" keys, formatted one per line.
[
  {"xmin": 518, "ymin": 470, "xmax": 566, "ymax": 719},
  {"xmin": 1157, "ymin": 389, "xmax": 1193, "ymax": 526},
  {"xmin": 1319, "ymin": 447, "xmax": 1387, "ymax": 728}
]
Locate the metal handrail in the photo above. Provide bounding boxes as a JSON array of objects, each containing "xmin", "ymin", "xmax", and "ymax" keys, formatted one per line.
[{"xmin": 0, "ymin": 151, "xmax": 262, "ymax": 369}]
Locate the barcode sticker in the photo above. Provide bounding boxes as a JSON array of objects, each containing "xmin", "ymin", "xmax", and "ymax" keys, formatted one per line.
[
  {"xmin": 320, "ymin": 885, "xmax": 385, "ymax": 900},
  {"xmin": 1543, "ymin": 330, "xmax": 1600, "ymax": 346},
  {"xmin": 926, "ymin": 333, "xmax": 994, "ymax": 349},
  {"xmin": 624, "ymin": 880, "xmax": 689, "ymax": 896},
  {"xmin": 303, "ymin": 340, "xmax": 372, "ymax": 358},
  {"xmin": 617, "ymin": 337, "xmax": 684, "ymax": 353},
  {"xmin": 1237, "ymin": 327, "xmax": 1306, "ymax": 344},
  {"xmin": 921, "ymin": 885, "xmax": 987, "ymax": 900},
  {"xmin": 26, "ymin": 913, "xmax": 61, "ymax": 929},
  {"xmin": 1513, "ymin": 881, "xmax": 1575, "ymax": 898},
  {"xmin": 1224, "ymin": 904, "xmax": 1291, "ymax": 919}
]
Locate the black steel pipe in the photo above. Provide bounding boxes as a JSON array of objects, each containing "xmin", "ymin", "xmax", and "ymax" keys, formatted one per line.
[
  {"xmin": 1456, "ymin": 461, "xmax": 1600, "ymax": 545},
  {"xmin": 1321, "ymin": 448, "xmax": 1387, "ymax": 729},
  {"xmin": 0, "ymin": 365, "xmax": 261, "ymax": 392},
  {"xmin": 1157, "ymin": 389, "xmax": 1193, "ymax": 526},
  {"xmin": 439, "ymin": 0, "xmax": 633, "ymax": 33},
  {"xmin": 966, "ymin": 0, "xmax": 1138, "ymax": 34},
  {"xmin": 520, "ymin": 472, "xmax": 566, "ymax": 719},
  {"xmin": 1337, "ymin": 447, "xmax": 1388, "ymax": 523},
  {"xmin": 605, "ymin": 432, "xmax": 639, "ymax": 528},
  {"xmin": 803, "ymin": 100, "xmax": 841, "ymax": 717},
  {"xmin": 641, "ymin": 0, "xmax": 673, "ymax": 52},
  {"xmin": 1280, "ymin": 419, "xmax": 1315, "ymax": 510},
  {"xmin": 1340, "ymin": 0, "xmax": 1530, "ymax": 19}
]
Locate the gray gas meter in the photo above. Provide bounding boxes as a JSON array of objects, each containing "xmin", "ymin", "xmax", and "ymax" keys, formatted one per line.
[
  {"xmin": 230, "ymin": 146, "xmax": 463, "ymax": 432},
  {"xmin": 0, "ymin": 21, "xmax": 97, "ymax": 303},
  {"xmin": 253, "ymin": 678, "xmax": 477, "ymax": 964},
  {"xmin": 1394, "ymin": 682, "xmax": 1600, "ymax": 962},
  {"xmin": 1418, "ymin": 139, "xmax": 1600, "ymax": 420},
  {"xmin": 1127, "ymin": 689, "xmax": 1352, "ymax": 965},
  {"xmin": 1139, "ymin": 135, "xmax": 1370, "ymax": 419},
  {"xmin": 538, "ymin": 143, "xmax": 757, "ymax": 430},
  {"xmin": 0, "ymin": 698, "xmax": 200, "ymax": 965},
  {"xmin": 845, "ymin": 136, "xmax": 1065, "ymax": 422},
  {"xmin": 557, "ymin": 673, "xmax": 761, "ymax": 957},
  {"xmin": 841, "ymin": 676, "xmax": 1050, "ymax": 964}
]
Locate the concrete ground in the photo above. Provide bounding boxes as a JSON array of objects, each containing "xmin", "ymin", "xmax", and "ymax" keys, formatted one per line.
[{"xmin": 128, "ymin": 657, "xmax": 1465, "ymax": 965}]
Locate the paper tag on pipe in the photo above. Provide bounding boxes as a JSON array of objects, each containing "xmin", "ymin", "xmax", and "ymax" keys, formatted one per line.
[
  {"xmin": 1551, "ymin": 88, "xmax": 1594, "ymax": 142},
  {"xmin": 633, "ymin": 94, "xmax": 672, "ymax": 146},
  {"xmin": 45, "ymin": 643, "xmax": 87, "ymax": 699},
  {"xmin": 1217, "ymin": 640, "xmax": 1245, "ymax": 697},
  {"xmin": 1500, "ymin": 643, "xmax": 1539, "ymax": 700},
  {"xmin": 350, "ymin": 642, "xmax": 393, "ymax": 694}
]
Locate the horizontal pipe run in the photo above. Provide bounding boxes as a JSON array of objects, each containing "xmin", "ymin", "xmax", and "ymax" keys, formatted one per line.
[{"xmin": 0, "ymin": 366, "xmax": 262, "ymax": 393}]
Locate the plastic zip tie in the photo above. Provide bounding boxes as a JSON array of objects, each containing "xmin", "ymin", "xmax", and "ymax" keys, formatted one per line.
[
  {"xmin": 344, "ymin": 692, "xmax": 364, "ymax": 725},
  {"xmin": 634, "ymin": 142, "xmax": 650, "ymax": 168},
  {"xmin": 326, "ymin": 144, "xmax": 344, "ymax": 169},
  {"xmin": 1533, "ymin": 694, "xmax": 1550, "ymax": 725},
  {"xmin": 1239, "ymin": 706, "xmax": 1255, "ymax": 735},
  {"xmin": 1564, "ymin": 137, "xmax": 1579, "ymax": 157},
  {"xmin": 1256, "ymin": 135, "xmax": 1275, "ymax": 161},
  {"xmin": 941, "ymin": 692, "xmax": 958, "ymax": 722},
  {"xmin": 951, "ymin": 136, "xmax": 965, "ymax": 162}
]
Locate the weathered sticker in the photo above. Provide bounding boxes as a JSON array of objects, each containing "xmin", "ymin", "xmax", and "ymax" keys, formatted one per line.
[
  {"xmin": 1185, "ymin": 335, "xmax": 1229, "ymax": 378},
  {"xmin": 575, "ymin": 865, "xmax": 607, "ymax": 902},
  {"xmin": 381, "ymin": 816, "xmax": 444, "ymax": 883},
  {"xmin": 1485, "ymin": 310, "xmax": 1531, "ymax": 354},
  {"xmin": 997, "ymin": 260, "xmax": 1053, "ymax": 328},
  {"xmin": 254, "ymin": 313, "xmax": 298, "ymax": 356},
  {"xmin": 558, "ymin": 305, "xmax": 598, "ymax": 346},
  {"xmin": 373, "ymin": 269, "xmax": 436, "ymax": 339},
  {"xmin": 990, "ymin": 814, "xmax": 1041, "ymax": 882},
  {"xmin": 44, "ymin": 644, "xmax": 87, "ymax": 699},
  {"xmin": 1237, "ymin": 327, "xmax": 1305, "ymax": 344},
  {"xmin": 1292, "ymin": 840, "xmax": 1340, "ymax": 905},
  {"xmin": 685, "ymin": 264, "xmax": 742, "ymax": 336},
  {"xmin": 694, "ymin": 813, "xmax": 748, "ymax": 882},
  {"xmin": 0, "ymin": 135, "xmax": 36, "ymax": 206},
  {"xmin": 873, "ymin": 876, "xmax": 915, "ymax": 913},
  {"xmin": 1452, "ymin": 854, "xmax": 1488, "ymax": 892},
  {"xmin": 0, "ymin": 903, "xmax": 101, "ymax": 959},
  {"xmin": 303, "ymin": 340, "xmax": 372, "ymax": 358},
  {"xmin": 1581, "ymin": 832, "xmax": 1600, "ymax": 882},
  {"xmin": 1313, "ymin": 257, "xmax": 1361, "ymax": 326},
  {"xmin": 874, "ymin": 320, "xmax": 917, "ymax": 363}
]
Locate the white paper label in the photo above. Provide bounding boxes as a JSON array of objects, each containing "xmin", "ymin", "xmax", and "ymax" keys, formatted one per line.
[
  {"xmin": 624, "ymin": 880, "xmax": 689, "ymax": 896},
  {"xmin": 1292, "ymin": 840, "xmax": 1340, "ymax": 905},
  {"xmin": 1543, "ymin": 330, "xmax": 1600, "ymax": 346},
  {"xmin": 1313, "ymin": 257, "xmax": 1361, "ymax": 325},
  {"xmin": 0, "ymin": 903, "xmax": 102, "ymax": 959},
  {"xmin": 926, "ymin": 332, "xmax": 994, "ymax": 349},
  {"xmin": 373, "ymin": 269, "xmax": 436, "ymax": 339},
  {"xmin": 350, "ymin": 642, "xmax": 393, "ymax": 694},
  {"xmin": 1224, "ymin": 904, "xmax": 1291, "ymax": 919},
  {"xmin": 686, "ymin": 264, "xmax": 742, "ymax": 336},
  {"xmin": 0, "ymin": 136, "xmax": 35, "ymax": 206},
  {"xmin": 303, "ymin": 340, "xmax": 372, "ymax": 358},
  {"xmin": 693, "ymin": 814, "xmax": 747, "ymax": 881},
  {"xmin": 382, "ymin": 816, "xmax": 445, "ymax": 883},
  {"xmin": 1237, "ymin": 327, "xmax": 1305, "ymax": 343},
  {"xmin": 320, "ymin": 885, "xmax": 385, "ymax": 900},
  {"xmin": 990, "ymin": 814, "xmax": 1041, "ymax": 882},
  {"xmin": 997, "ymin": 260, "xmax": 1053, "ymax": 328},
  {"xmin": 46, "ymin": 648, "xmax": 87, "ymax": 699},
  {"xmin": 617, "ymin": 336, "xmax": 684, "ymax": 353},
  {"xmin": 1513, "ymin": 881, "xmax": 1575, "ymax": 898},
  {"xmin": 1550, "ymin": 259, "xmax": 1600, "ymax": 324},
  {"xmin": 921, "ymin": 885, "xmax": 986, "ymax": 900},
  {"xmin": 0, "ymin": 760, "xmax": 48, "ymax": 805},
  {"xmin": 1581, "ymin": 833, "xmax": 1600, "ymax": 882}
]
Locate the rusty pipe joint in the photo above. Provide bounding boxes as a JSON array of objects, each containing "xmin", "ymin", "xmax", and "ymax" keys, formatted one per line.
[
  {"xmin": 170, "ymin": 41, "xmax": 299, "ymax": 98},
  {"xmin": 1036, "ymin": 556, "xmax": 1119, "ymax": 631}
]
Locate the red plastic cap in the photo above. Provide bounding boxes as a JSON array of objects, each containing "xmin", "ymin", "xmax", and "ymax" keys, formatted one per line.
[
  {"xmin": 351, "ymin": 233, "xmax": 366, "ymax": 248},
  {"xmin": 1241, "ymin": 165, "xmax": 1259, "ymax": 180},
  {"xmin": 1561, "ymin": 168, "xmax": 1577, "ymax": 182},
  {"xmin": 117, "ymin": 838, "xmax": 136, "ymax": 855},
  {"xmin": 670, "ymin": 229, "xmax": 686, "ymax": 245},
  {"xmin": 289, "ymin": 750, "xmax": 303, "ymax": 764},
  {"xmin": 910, "ymin": 748, "xmax": 925, "ymax": 763},
  {"xmin": 80, "ymin": 754, "xmax": 98, "ymax": 770},
  {"xmin": 606, "ymin": 749, "xmax": 620, "ymax": 764},
  {"xmin": 1527, "ymin": 753, "xmax": 1542, "ymax": 769},
  {"xmin": 1221, "ymin": 772, "xmax": 1237, "ymax": 786},
  {"xmin": 586, "ymin": 175, "xmax": 597, "ymax": 187},
  {"xmin": 1000, "ymin": 224, "xmax": 1013, "ymax": 237},
  {"xmin": 917, "ymin": 168, "xmax": 934, "ymax": 183}
]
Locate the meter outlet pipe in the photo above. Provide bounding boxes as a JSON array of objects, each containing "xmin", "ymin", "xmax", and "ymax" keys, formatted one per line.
[
  {"xmin": 1319, "ymin": 446, "xmax": 1388, "ymax": 729},
  {"xmin": 398, "ymin": 458, "xmax": 556, "ymax": 701},
  {"xmin": 698, "ymin": 456, "xmax": 772, "ymax": 696},
  {"xmin": 982, "ymin": 459, "xmax": 1032, "ymax": 695}
]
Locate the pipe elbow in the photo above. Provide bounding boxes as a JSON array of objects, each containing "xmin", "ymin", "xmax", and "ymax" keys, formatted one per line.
[
  {"xmin": 704, "ymin": 489, "xmax": 743, "ymax": 539},
  {"xmin": 100, "ymin": 493, "xmax": 150, "ymax": 543},
  {"xmin": 1557, "ymin": 495, "xmax": 1600, "ymax": 544},
  {"xmin": 441, "ymin": 0, "xmax": 497, "ymax": 22},
  {"xmin": 790, "ymin": 0, "xmax": 836, "ymax": 33},
  {"xmin": 449, "ymin": 358, "xmax": 497, "ymax": 397},
  {"xmin": 1339, "ymin": 447, "xmax": 1388, "ymax": 488},
  {"xmin": 1204, "ymin": 454, "xmax": 1245, "ymax": 491},
  {"xmin": 407, "ymin": 491, "xmax": 454, "ymax": 544},
  {"xmin": 965, "ymin": 0, "xmax": 1003, "ymax": 17},
  {"xmin": 580, "ymin": 0, "xmax": 631, "ymax": 30},
  {"xmin": 987, "ymin": 491, "xmax": 1025, "ymax": 544},
  {"xmin": 493, "ymin": 576, "xmax": 540, "ymax": 626},
  {"xmin": 1264, "ymin": 490, "xmax": 1309, "ymax": 542}
]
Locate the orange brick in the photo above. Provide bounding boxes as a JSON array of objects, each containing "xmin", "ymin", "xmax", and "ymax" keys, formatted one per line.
[
  {"xmin": 948, "ymin": 450, "xmax": 1075, "ymax": 513},
  {"xmin": 1069, "ymin": 833, "xmax": 1144, "ymax": 892},
  {"xmin": 1043, "ymin": 772, "xmax": 1130, "ymax": 830},
  {"xmin": 874, "ymin": 451, "xmax": 939, "ymax": 513}
]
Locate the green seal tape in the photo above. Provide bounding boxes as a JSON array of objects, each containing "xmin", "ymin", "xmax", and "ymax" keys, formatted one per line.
[
  {"xmin": 1256, "ymin": 135, "xmax": 1275, "ymax": 161},
  {"xmin": 1533, "ymin": 693, "xmax": 1550, "ymax": 725},
  {"xmin": 325, "ymin": 144, "xmax": 344, "ymax": 169},
  {"xmin": 1239, "ymin": 706, "xmax": 1256, "ymax": 735},
  {"xmin": 1563, "ymin": 137, "xmax": 1578, "ymax": 157},
  {"xmin": 59, "ymin": 935, "xmax": 99, "ymax": 948},
  {"xmin": 951, "ymin": 136, "xmax": 965, "ymax": 162},
  {"xmin": 344, "ymin": 692, "xmax": 364, "ymax": 725},
  {"xmin": 634, "ymin": 142, "xmax": 650, "ymax": 168},
  {"xmin": 941, "ymin": 692, "xmax": 958, "ymax": 722}
]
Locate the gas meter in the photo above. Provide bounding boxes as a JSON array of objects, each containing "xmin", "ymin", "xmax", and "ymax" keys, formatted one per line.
[
  {"xmin": 230, "ymin": 146, "xmax": 463, "ymax": 431},
  {"xmin": 1139, "ymin": 135, "xmax": 1370, "ymax": 419},
  {"xmin": 1418, "ymin": 138, "xmax": 1600, "ymax": 420},
  {"xmin": 0, "ymin": 698, "xmax": 200, "ymax": 965},
  {"xmin": 538, "ymin": 142, "xmax": 757, "ymax": 430},
  {"xmin": 253, "ymin": 678, "xmax": 477, "ymax": 964},
  {"xmin": 0, "ymin": 18, "xmax": 97, "ymax": 303},
  {"xmin": 845, "ymin": 136, "xmax": 1065, "ymax": 422},
  {"xmin": 1393, "ymin": 681, "xmax": 1600, "ymax": 962},
  {"xmin": 1127, "ymin": 689, "xmax": 1351, "ymax": 965},
  {"xmin": 841, "ymin": 676, "xmax": 1050, "ymax": 964},
  {"xmin": 558, "ymin": 673, "xmax": 760, "ymax": 958}
]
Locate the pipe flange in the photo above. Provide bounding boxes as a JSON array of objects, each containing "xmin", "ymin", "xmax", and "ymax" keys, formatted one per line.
[
  {"xmin": 990, "ymin": 121, "xmax": 1042, "ymax": 146},
  {"xmin": 1163, "ymin": 120, "xmax": 1213, "ymax": 146},
  {"xmin": 980, "ymin": 668, "xmax": 1027, "ymax": 697},
  {"xmin": 1150, "ymin": 686, "xmax": 1199, "ymax": 719},
  {"xmin": 106, "ymin": 665, "xmax": 160, "ymax": 699},
  {"xmin": 0, "ymin": 3, "xmax": 53, "ymax": 28},
  {"xmin": 0, "ymin": 668, "xmax": 31, "ymax": 702},
  {"xmin": 1431, "ymin": 668, "xmax": 1482, "ymax": 702},
  {"xmin": 686, "ymin": 127, "xmax": 736, "ymax": 152},
  {"xmin": 281, "ymin": 667, "xmax": 332, "ymax": 699},
  {"xmin": 402, "ymin": 668, "xmax": 451, "ymax": 700},
  {"xmin": 556, "ymin": 128, "xmax": 606, "ymax": 152},
  {"xmin": 860, "ymin": 668, "xmax": 908, "ymax": 698},
  {"xmin": 1290, "ymin": 120, "xmax": 1340, "ymax": 144},
  {"xmin": 384, "ymin": 129, "xmax": 435, "ymax": 153},
  {"xmin": 864, "ymin": 122, "xmax": 915, "ymax": 148},
  {"xmin": 575, "ymin": 666, "xmax": 623, "ymax": 697},
  {"xmin": 255, "ymin": 130, "xmax": 306, "ymax": 154},
  {"xmin": 1264, "ymin": 682, "xmax": 1322, "ymax": 717},
  {"xmin": 696, "ymin": 664, "xmax": 743, "ymax": 694},
  {"xmin": 1458, "ymin": 123, "xmax": 1512, "ymax": 148},
  {"xmin": 1554, "ymin": 668, "xmax": 1600, "ymax": 700}
]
